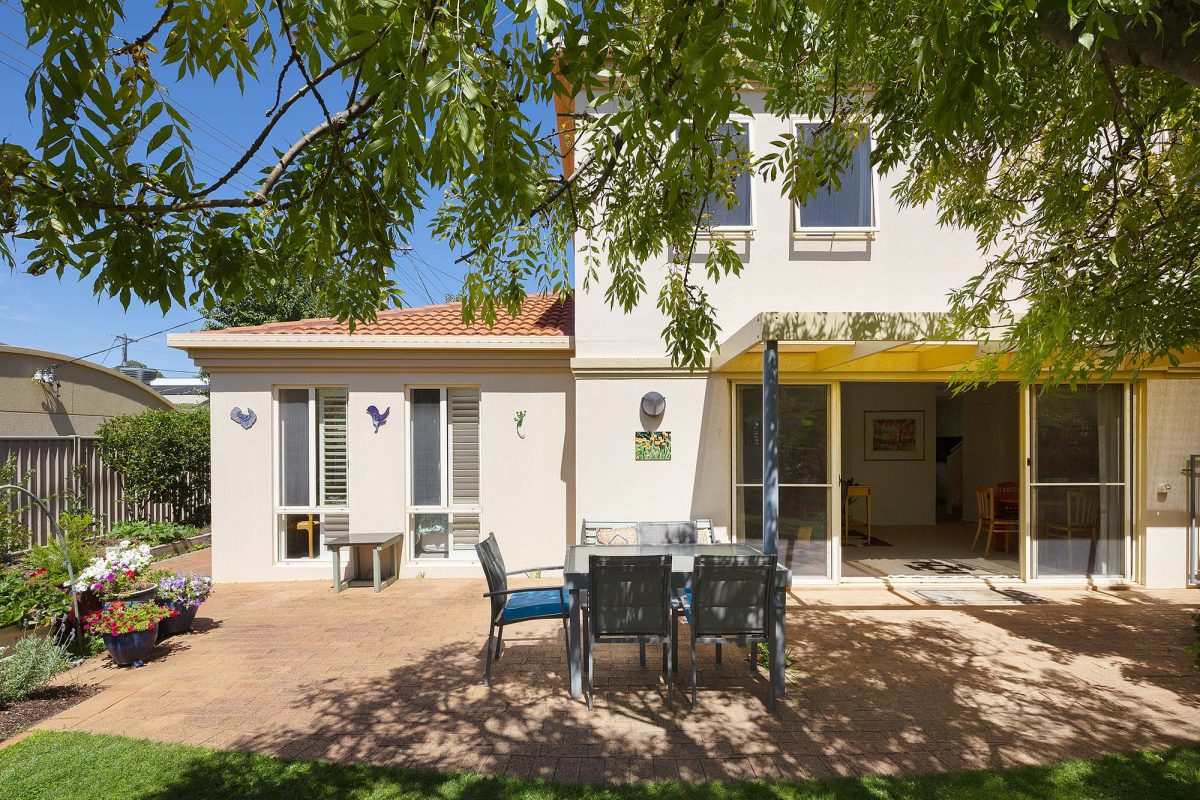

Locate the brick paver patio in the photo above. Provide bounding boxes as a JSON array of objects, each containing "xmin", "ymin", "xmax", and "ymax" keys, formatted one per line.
[{"xmin": 21, "ymin": 552, "xmax": 1200, "ymax": 783}]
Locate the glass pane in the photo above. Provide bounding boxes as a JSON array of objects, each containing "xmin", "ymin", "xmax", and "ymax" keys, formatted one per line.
[
  {"xmin": 411, "ymin": 389, "xmax": 442, "ymax": 506},
  {"xmin": 1034, "ymin": 385, "xmax": 1124, "ymax": 484},
  {"xmin": 707, "ymin": 122, "xmax": 752, "ymax": 228},
  {"xmin": 278, "ymin": 513, "xmax": 322, "ymax": 560},
  {"xmin": 1033, "ymin": 486, "xmax": 1124, "ymax": 577},
  {"xmin": 737, "ymin": 486, "xmax": 829, "ymax": 577},
  {"xmin": 736, "ymin": 384, "xmax": 828, "ymax": 485},
  {"xmin": 413, "ymin": 512, "xmax": 449, "ymax": 558},
  {"xmin": 279, "ymin": 389, "xmax": 310, "ymax": 506},
  {"xmin": 318, "ymin": 389, "xmax": 348, "ymax": 506},
  {"xmin": 797, "ymin": 124, "xmax": 873, "ymax": 228}
]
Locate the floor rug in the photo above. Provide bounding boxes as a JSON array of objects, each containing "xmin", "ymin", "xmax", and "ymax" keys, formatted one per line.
[
  {"xmin": 842, "ymin": 530, "xmax": 893, "ymax": 547},
  {"xmin": 855, "ymin": 558, "xmax": 1016, "ymax": 578},
  {"xmin": 911, "ymin": 588, "xmax": 1050, "ymax": 605}
]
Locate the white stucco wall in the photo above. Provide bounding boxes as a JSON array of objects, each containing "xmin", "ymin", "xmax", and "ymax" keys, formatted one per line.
[
  {"xmin": 1139, "ymin": 378, "xmax": 1199, "ymax": 589},
  {"xmin": 204, "ymin": 360, "xmax": 573, "ymax": 583},
  {"xmin": 573, "ymin": 374, "xmax": 731, "ymax": 540},
  {"xmin": 572, "ymin": 92, "xmax": 989, "ymax": 360}
]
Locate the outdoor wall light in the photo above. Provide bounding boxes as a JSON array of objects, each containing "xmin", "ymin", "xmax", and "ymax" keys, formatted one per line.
[{"xmin": 641, "ymin": 391, "xmax": 666, "ymax": 417}]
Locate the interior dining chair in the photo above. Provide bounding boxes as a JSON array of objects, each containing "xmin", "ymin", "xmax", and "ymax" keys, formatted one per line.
[
  {"xmin": 475, "ymin": 533, "xmax": 568, "ymax": 687},
  {"xmin": 972, "ymin": 486, "xmax": 1018, "ymax": 558}
]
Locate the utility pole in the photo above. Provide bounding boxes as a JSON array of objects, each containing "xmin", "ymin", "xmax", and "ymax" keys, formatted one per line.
[{"xmin": 116, "ymin": 334, "xmax": 134, "ymax": 366}]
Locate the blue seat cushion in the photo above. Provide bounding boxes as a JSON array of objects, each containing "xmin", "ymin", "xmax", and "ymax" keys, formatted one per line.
[
  {"xmin": 676, "ymin": 587, "xmax": 692, "ymax": 624},
  {"xmin": 501, "ymin": 587, "xmax": 568, "ymax": 622}
]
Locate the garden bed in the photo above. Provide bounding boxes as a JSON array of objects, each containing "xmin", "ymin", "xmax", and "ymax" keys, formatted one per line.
[
  {"xmin": 0, "ymin": 684, "xmax": 100, "ymax": 742},
  {"xmin": 147, "ymin": 533, "xmax": 211, "ymax": 560}
]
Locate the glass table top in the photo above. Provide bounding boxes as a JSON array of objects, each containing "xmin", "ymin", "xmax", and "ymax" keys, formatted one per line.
[{"xmin": 564, "ymin": 543, "xmax": 771, "ymax": 575}]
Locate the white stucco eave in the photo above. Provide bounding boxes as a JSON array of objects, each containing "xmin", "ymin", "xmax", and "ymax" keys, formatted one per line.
[{"xmin": 168, "ymin": 332, "xmax": 574, "ymax": 351}]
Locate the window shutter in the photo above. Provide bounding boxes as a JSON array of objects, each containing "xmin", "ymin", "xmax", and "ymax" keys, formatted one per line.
[
  {"xmin": 449, "ymin": 389, "xmax": 480, "ymax": 506},
  {"xmin": 318, "ymin": 389, "xmax": 348, "ymax": 506}
]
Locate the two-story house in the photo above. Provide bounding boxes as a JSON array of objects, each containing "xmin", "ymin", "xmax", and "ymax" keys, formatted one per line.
[{"xmin": 170, "ymin": 88, "xmax": 1200, "ymax": 590}]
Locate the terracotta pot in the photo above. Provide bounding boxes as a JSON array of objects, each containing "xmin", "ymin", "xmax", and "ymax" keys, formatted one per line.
[
  {"xmin": 102, "ymin": 625, "xmax": 158, "ymax": 666},
  {"xmin": 155, "ymin": 603, "xmax": 198, "ymax": 638}
]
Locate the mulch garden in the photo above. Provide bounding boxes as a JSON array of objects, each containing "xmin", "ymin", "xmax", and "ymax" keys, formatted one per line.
[{"xmin": 0, "ymin": 683, "xmax": 100, "ymax": 743}]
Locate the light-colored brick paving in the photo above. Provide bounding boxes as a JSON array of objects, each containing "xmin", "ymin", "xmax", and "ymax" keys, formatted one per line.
[{"xmin": 24, "ymin": 551, "xmax": 1200, "ymax": 783}]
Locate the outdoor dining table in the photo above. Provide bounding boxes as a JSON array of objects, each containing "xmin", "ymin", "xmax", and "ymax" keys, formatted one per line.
[{"xmin": 562, "ymin": 543, "xmax": 792, "ymax": 701}]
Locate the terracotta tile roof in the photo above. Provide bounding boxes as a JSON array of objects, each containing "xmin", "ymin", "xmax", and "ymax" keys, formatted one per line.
[{"xmin": 209, "ymin": 293, "xmax": 574, "ymax": 337}]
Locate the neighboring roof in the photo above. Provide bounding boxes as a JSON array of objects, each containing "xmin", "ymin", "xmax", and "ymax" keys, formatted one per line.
[
  {"xmin": 207, "ymin": 293, "xmax": 573, "ymax": 337},
  {"xmin": 0, "ymin": 343, "xmax": 175, "ymax": 409}
]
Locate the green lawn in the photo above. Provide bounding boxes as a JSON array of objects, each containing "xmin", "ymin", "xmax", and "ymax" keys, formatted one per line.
[{"xmin": 1, "ymin": 731, "xmax": 1199, "ymax": 800}]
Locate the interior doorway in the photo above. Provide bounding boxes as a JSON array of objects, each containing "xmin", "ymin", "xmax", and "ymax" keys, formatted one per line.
[{"xmin": 839, "ymin": 381, "xmax": 1021, "ymax": 580}]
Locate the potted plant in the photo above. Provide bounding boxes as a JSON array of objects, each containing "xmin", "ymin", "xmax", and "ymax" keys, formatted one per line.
[
  {"xmin": 154, "ymin": 573, "xmax": 214, "ymax": 637},
  {"xmin": 74, "ymin": 541, "xmax": 161, "ymax": 604},
  {"xmin": 83, "ymin": 601, "xmax": 177, "ymax": 667}
]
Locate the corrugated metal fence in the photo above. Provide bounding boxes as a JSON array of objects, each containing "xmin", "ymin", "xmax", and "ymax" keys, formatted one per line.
[{"xmin": 0, "ymin": 436, "xmax": 205, "ymax": 549}]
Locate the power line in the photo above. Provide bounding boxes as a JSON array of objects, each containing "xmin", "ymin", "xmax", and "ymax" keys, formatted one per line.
[
  {"xmin": 395, "ymin": 255, "xmax": 438, "ymax": 305},
  {"xmin": 51, "ymin": 317, "xmax": 203, "ymax": 369}
]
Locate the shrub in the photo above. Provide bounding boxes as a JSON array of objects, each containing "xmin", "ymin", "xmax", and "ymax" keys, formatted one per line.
[
  {"xmin": 0, "ymin": 634, "xmax": 73, "ymax": 705},
  {"xmin": 23, "ymin": 511, "xmax": 101, "ymax": 589},
  {"xmin": 0, "ymin": 456, "xmax": 35, "ymax": 556},
  {"xmin": 96, "ymin": 407, "xmax": 210, "ymax": 524},
  {"xmin": 1192, "ymin": 613, "xmax": 1199, "ymax": 669},
  {"xmin": 109, "ymin": 521, "xmax": 198, "ymax": 546},
  {"xmin": 0, "ymin": 568, "xmax": 72, "ymax": 628}
]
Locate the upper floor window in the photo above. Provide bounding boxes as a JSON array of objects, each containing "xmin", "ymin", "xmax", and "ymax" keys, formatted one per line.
[
  {"xmin": 794, "ymin": 123, "xmax": 875, "ymax": 232},
  {"xmin": 703, "ymin": 121, "xmax": 754, "ymax": 230},
  {"xmin": 276, "ymin": 387, "xmax": 348, "ymax": 561}
]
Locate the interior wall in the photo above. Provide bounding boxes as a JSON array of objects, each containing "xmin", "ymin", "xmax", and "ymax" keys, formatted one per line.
[
  {"xmin": 960, "ymin": 383, "xmax": 1021, "ymax": 522},
  {"xmin": 840, "ymin": 382, "xmax": 938, "ymax": 526}
]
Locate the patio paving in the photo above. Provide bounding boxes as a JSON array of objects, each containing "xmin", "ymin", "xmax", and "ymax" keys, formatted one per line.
[{"xmin": 21, "ymin": 551, "xmax": 1200, "ymax": 783}]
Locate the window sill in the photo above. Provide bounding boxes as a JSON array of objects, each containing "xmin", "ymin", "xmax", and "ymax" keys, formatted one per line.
[
  {"xmin": 697, "ymin": 228, "xmax": 755, "ymax": 242},
  {"xmin": 792, "ymin": 228, "xmax": 878, "ymax": 242}
]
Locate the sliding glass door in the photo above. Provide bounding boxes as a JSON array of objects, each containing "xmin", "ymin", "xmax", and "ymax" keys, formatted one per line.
[
  {"xmin": 1030, "ymin": 385, "xmax": 1129, "ymax": 578},
  {"xmin": 734, "ymin": 383, "xmax": 833, "ymax": 578}
]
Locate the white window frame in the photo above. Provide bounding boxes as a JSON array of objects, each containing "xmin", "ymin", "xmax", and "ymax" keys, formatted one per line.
[
  {"xmin": 272, "ymin": 385, "xmax": 349, "ymax": 564},
  {"xmin": 405, "ymin": 385, "xmax": 483, "ymax": 562},
  {"xmin": 789, "ymin": 116, "xmax": 879, "ymax": 240},
  {"xmin": 697, "ymin": 115, "xmax": 757, "ymax": 240}
]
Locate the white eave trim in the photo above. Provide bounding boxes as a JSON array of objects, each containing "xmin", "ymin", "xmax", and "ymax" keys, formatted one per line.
[{"xmin": 168, "ymin": 332, "xmax": 574, "ymax": 351}]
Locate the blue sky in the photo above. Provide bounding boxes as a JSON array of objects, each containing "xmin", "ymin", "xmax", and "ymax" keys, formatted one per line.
[{"xmin": 0, "ymin": 3, "xmax": 557, "ymax": 375}]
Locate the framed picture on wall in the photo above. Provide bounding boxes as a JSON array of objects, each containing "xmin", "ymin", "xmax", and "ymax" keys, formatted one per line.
[{"xmin": 864, "ymin": 411, "xmax": 925, "ymax": 461}]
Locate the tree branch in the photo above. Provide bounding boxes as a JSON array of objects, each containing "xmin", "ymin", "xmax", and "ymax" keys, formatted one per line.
[
  {"xmin": 195, "ymin": 45, "xmax": 376, "ymax": 197},
  {"xmin": 66, "ymin": 93, "xmax": 378, "ymax": 214},
  {"xmin": 113, "ymin": 0, "xmax": 175, "ymax": 56},
  {"xmin": 1038, "ymin": 3, "xmax": 1200, "ymax": 88}
]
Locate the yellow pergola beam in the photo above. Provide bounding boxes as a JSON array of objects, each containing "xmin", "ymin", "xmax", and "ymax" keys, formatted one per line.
[{"xmin": 916, "ymin": 344, "xmax": 981, "ymax": 372}]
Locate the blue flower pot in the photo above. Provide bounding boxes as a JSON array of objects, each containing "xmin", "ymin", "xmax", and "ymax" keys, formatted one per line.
[
  {"xmin": 102, "ymin": 586, "xmax": 158, "ymax": 609},
  {"xmin": 156, "ymin": 603, "xmax": 198, "ymax": 638},
  {"xmin": 102, "ymin": 625, "xmax": 159, "ymax": 667}
]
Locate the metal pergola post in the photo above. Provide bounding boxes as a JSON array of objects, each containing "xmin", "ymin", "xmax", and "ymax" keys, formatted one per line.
[{"xmin": 763, "ymin": 340, "xmax": 779, "ymax": 556}]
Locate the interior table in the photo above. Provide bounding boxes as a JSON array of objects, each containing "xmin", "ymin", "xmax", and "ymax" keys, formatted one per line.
[
  {"xmin": 562, "ymin": 543, "xmax": 792, "ymax": 701},
  {"xmin": 326, "ymin": 532, "xmax": 404, "ymax": 593}
]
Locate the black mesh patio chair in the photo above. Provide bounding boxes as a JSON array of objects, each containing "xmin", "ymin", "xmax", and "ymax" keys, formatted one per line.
[
  {"xmin": 475, "ymin": 533, "xmax": 568, "ymax": 687},
  {"xmin": 585, "ymin": 554, "xmax": 674, "ymax": 710},
  {"xmin": 679, "ymin": 554, "xmax": 778, "ymax": 710}
]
